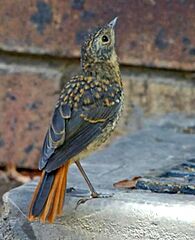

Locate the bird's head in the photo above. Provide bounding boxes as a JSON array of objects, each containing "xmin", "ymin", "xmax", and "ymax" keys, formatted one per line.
[{"xmin": 81, "ymin": 17, "xmax": 118, "ymax": 70}]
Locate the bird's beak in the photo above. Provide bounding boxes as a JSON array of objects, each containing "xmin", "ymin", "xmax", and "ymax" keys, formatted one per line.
[{"xmin": 107, "ymin": 17, "xmax": 118, "ymax": 29}]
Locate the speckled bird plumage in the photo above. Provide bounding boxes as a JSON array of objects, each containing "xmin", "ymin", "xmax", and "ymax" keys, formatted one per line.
[{"xmin": 28, "ymin": 17, "xmax": 123, "ymax": 223}]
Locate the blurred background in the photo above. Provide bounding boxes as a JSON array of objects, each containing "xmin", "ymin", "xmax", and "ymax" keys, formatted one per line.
[{"xmin": 0, "ymin": 0, "xmax": 195, "ymax": 206}]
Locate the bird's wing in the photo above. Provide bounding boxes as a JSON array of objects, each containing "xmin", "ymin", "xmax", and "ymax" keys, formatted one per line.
[
  {"xmin": 39, "ymin": 86, "xmax": 121, "ymax": 172},
  {"xmin": 39, "ymin": 103, "xmax": 71, "ymax": 170}
]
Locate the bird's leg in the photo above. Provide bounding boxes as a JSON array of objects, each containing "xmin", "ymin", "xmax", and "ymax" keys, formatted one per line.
[
  {"xmin": 75, "ymin": 161, "xmax": 112, "ymax": 209},
  {"xmin": 75, "ymin": 161, "xmax": 98, "ymax": 197}
]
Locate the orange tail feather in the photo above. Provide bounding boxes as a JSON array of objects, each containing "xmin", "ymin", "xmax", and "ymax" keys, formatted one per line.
[
  {"xmin": 47, "ymin": 166, "xmax": 64, "ymax": 223},
  {"xmin": 58, "ymin": 162, "xmax": 69, "ymax": 216},
  {"xmin": 28, "ymin": 161, "xmax": 70, "ymax": 223}
]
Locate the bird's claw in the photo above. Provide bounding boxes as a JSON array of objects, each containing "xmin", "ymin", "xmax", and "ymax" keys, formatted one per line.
[
  {"xmin": 75, "ymin": 197, "xmax": 91, "ymax": 209},
  {"xmin": 75, "ymin": 192, "xmax": 113, "ymax": 209}
]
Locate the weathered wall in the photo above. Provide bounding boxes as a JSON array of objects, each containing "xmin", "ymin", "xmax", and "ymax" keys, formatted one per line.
[
  {"xmin": 0, "ymin": 0, "xmax": 195, "ymax": 70},
  {"xmin": 0, "ymin": 0, "xmax": 195, "ymax": 168}
]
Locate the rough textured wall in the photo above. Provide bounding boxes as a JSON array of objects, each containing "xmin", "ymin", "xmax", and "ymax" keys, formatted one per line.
[
  {"xmin": 0, "ymin": 0, "xmax": 195, "ymax": 169},
  {"xmin": 0, "ymin": 0, "xmax": 195, "ymax": 70}
]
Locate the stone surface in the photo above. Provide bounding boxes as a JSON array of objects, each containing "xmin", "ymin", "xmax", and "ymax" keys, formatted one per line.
[
  {"xmin": 0, "ymin": 1, "xmax": 194, "ymax": 70},
  {"xmin": 0, "ymin": 66, "xmax": 61, "ymax": 168},
  {"xmin": 2, "ymin": 114, "xmax": 195, "ymax": 239}
]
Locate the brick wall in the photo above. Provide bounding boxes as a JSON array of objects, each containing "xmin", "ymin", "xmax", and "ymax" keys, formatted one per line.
[{"xmin": 0, "ymin": 0, "xmax": 195, "ymax": 169}]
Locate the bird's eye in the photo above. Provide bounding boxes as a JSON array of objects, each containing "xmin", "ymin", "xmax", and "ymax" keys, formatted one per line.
[{"xmin": 102, "ymin": 35, "xmax": 109, "ymax": 43}]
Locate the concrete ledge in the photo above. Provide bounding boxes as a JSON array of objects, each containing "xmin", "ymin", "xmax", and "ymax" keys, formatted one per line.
[
  {"xmin": 2, "ymin": 113, "xmax": 195, "ymax": 239},
  {"xmin": 2, "ymin": 183, "xmax": 195, "ymax": 240}
]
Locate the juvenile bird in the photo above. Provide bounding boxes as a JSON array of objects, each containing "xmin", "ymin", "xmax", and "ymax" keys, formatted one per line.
[{"xmin": 28, "ymin": 17, "xmax": 123, "ymax": 223}]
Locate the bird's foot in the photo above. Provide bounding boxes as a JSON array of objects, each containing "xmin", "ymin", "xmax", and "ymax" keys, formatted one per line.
[{"xmin": 75, "ymin": 191, "xmax": 113, "ymax": 209}]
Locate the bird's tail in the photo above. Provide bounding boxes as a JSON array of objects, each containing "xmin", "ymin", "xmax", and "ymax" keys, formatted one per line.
[{"xmin": 28, "ymin": 161, "xmax": 70, "ymax": 223}]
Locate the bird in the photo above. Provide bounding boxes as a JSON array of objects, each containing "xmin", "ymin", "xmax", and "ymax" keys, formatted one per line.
[{"xmin": 28, "ymin": 17, "xmax": 123, "ymax": 223}]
